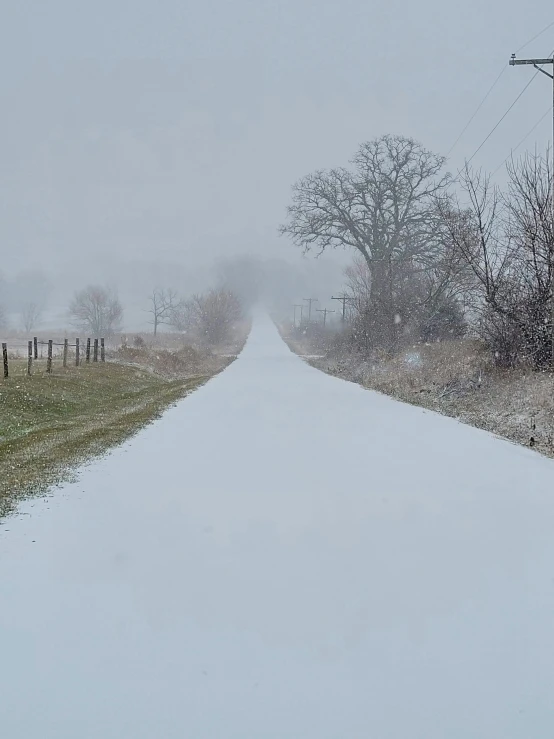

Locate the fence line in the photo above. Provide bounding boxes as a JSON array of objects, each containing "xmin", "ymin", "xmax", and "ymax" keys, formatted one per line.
[
  {"xmin": 36, "ymin": 340, "xmax": 78, "ymax": 347},
  {"xmin": 0, "ymin": 337, "xmax": 106, "ymax": 378}
]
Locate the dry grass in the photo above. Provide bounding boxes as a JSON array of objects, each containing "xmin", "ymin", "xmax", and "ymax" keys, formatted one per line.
[
  {"xmin": 112, "ymin": 344, "xmax": 225, "ymax": 378},
  {"xmin": 0, "ymin": 361, "xmax": 212, "ymax": 519},
  {"xmin": 282, "ymin": 328, "xmax": 554, "ymax": 458},
  {"xmin": 0, "ymin": 321, "xmax": 251, "ymax": 519}
]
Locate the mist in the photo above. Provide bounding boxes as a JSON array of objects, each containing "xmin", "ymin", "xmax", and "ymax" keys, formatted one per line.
[
  {"xmin": 2, "ymin": 1, "xmax": 553, "ymax": 324},
  {"xmin": 3, "ymin": 5, "xmax": 554, "ymax": 735}
]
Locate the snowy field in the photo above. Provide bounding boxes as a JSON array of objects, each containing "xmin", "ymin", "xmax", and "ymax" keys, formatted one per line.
[{"xmin": 1, "ymin": 313, "xmax": 554, "ymax": 738}]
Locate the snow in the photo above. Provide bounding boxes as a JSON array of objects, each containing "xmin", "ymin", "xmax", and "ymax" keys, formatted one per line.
[{"xmin": 1, "ymin": 313, "xmax": 554, "ymax": 738}]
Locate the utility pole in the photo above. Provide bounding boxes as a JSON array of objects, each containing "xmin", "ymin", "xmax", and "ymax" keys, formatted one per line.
[
  {"xmin": 331, "ymin": 294, "xmax": 353, "ymax": 323},
  {"xmin": 510, "ymin": 52, "xmax": 554, "ymax": 363},
  {"xmin": 293, "ymin": 304, "xmax": 304, "ymax": 327},
  {"xmin": 303, "ymin": 297, "xmax": 318, "ymax": 323},
  {"xmin": 316, "ymin": 308, "xmax": 335, "ymax": 327}
]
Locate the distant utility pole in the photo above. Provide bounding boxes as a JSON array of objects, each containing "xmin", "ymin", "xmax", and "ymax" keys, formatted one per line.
[
  {"xmin": 510, "ymin": 52, "xmax": 554, "ymax": 362},
  {"xmin": 293, "ymin": 304, "xmax": 304, "ymax": 327},
  {"xmin": 331, "ymin": 295, "xmax": 353, "ymax": 323},
  {"xmin": 316, "ymin": 308, "xmax": 335, "ymax": 327},
  {"xmin": 303, "ymin": 297, "xmax": 318, "ymax": 323}
]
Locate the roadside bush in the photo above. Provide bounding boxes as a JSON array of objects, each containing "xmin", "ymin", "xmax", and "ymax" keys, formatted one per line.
[
  {"xmin": 171, "ymin": 288, "xmax": 243, "ymax": 345},
  {"xmin": 418, "ymin": 296, "xmax": 467, "ymax": 342},
  {"xmin": 440, "ymin": 154, "xmax": 554, "ymax": 369},
  {"xmin": 114, "ymin": 344, "xmax": 205, "ymax": 377}
]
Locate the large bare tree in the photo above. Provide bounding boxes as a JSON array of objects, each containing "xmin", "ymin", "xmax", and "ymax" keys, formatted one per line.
[
  {"xmin": 343, "ymin": 253, "xmax": 467, "ymax": 350},
  {"xmin": 280, "ymin": 134, "xmax": 452, "ymax": 346},
  {"xmin": 69, "ymin": 285, "xmax": 123, "ymax": 336}
]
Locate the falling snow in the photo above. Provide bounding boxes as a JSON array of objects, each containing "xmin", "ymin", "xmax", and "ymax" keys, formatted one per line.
[{"xmin": 1, "ymin": 314, "xmax": 554, "ymax": 738}]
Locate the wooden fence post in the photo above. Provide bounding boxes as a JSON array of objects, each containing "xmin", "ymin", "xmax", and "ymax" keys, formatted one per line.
[
  {"xmin": 63, "ymin": 339, "xmax": 68, "ymax": 368},
  {"xmin": 100, "ymin": 338, "xmax": 105, "ymax": 362},
  {"xmin": 47, "ymin": 340, "xmax": 53, "ymax": 374},
  {"xmin": 2, "ymin": 343, "xmax": 8, "ymax": 378},
  {"xmin": 75, "ymin": 338, "xmax": 80, "ymax": 366},
  {"xmin": 28, "ymin": 340, "xmax": 33, "ymax": 375},
  {"xmin": 93, "ymin": 338, "xmax": 99, "ymax": 362},
  {"xmin": 33, "ymin": 336, "xmax": 38, "ymax": 360},
  {"xmin": 86, "ymin": 338, "xmax": 91, "ymax": 363}
]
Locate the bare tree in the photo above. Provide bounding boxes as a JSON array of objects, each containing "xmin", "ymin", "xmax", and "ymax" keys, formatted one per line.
[
  {"xmin": 69, "ymin": 285, "xmax": 123, "ymax": 336},
  {"xmin": 168, "ymin": 299, "xmax": 193, "ymax": 333},
  {"xmin": 281, "ymin": 134, "xmax": 452, "ymax": 347},
  {"xmin": 0, "ymin": 304, "xmax": 7, "ymax": 331},
  {"xmin": 176, "ymin": 288, "xmax": 242, "ymax": 344},
  {"xmin": 439, "ymin": 153, "xmax": 554, "ymax": 367},
  {"xmin": 21, "ymin": 302, "xmax": 42, "ymax": 332},
  {"xmin": 147, "ymin": 288, "xmax": 180, "ymax": 335},
  {"xmin": 343, "ymin": 254, "xmax": 467, "ymax": 350}
]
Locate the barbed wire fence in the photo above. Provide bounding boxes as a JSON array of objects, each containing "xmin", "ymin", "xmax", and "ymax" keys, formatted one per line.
[{"xmin": 2, "ymin": 336, "xmax": 105, "ymax": 379}]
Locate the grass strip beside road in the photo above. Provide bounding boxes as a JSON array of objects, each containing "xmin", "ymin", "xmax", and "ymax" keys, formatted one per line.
[{"xmin": 0, "ymin": 361, "xmax": 208, "ymax": 518}]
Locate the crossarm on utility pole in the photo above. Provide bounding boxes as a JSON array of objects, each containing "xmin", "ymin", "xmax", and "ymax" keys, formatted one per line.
[
  {"xmin": 510, "ymin": 57, "xmax": 553, "ymax": 66},
  {"xmin": 316, "ymin": 308, "xmax": 335, "ymax": 327},
  {"xmin": 331, "ymin": 295, "xmax": 353, "ymax": 322},
  {"xmin": 303, "ymin": 298, "xmax": 318, "ymax": 323}
]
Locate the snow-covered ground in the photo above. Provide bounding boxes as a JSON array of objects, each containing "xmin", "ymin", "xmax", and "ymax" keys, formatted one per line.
[{"xmin": 1, "ymin": 313, "xmax": 554, "ymax": 738}]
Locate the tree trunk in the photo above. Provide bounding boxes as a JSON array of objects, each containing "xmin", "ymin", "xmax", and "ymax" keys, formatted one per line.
[{"xmin": 364, "ymin": 255, "xmax": 396, "ymax": 351}]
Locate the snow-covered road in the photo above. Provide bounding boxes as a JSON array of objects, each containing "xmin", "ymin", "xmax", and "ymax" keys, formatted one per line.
[{"xmin": 1, "ymin": 314, "xmax": 554, "ymax": 738}]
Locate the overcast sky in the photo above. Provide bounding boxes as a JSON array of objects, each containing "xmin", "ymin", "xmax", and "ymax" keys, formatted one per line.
[{"xmin": 0, "ymin": 1, "xmax": 552, "ymax": 277}]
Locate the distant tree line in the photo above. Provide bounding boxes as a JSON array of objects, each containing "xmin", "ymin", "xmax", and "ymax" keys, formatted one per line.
[
  {"xmin": 1, "ymin": 275, "xmax": 244, "ymax": 347},
  {"xmin": 65, "ymin": 283, "xmax": 243, "ymax": 346},
  {"xmin": 281, "ymin": 133, "xmax": 554, "ymax": 369}
]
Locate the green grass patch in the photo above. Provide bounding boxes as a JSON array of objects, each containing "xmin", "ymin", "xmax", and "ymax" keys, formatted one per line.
[{"xmin": 0, "ymin": 360, "xmax": 209, "ymax": 518}]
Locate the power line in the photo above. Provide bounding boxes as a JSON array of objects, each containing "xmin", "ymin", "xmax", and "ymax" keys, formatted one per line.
[
  {"xmin": 515, "ymin": 20, "xmax": 554, "ymax": 54},
  {"xmin": 446, "ymin": 21, "xmax": 554, "ymax": 157},
  {"xmin": 446, "ymin": 66, "xmax": 506, "ymax": 156},
  {"xmin": 465, "ymin": 67, "xmax": 544, "ymax": 166},
  {"xmin": 451, "ymin": 54, "xmax": 553, "ymax": 184},
  {"xmin": 492, "ymin": 106, "xmax": 552, "ymax": 175}
]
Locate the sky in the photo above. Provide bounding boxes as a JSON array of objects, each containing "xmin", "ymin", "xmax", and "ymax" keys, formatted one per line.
[{"xmin": 0, "ymin": 1, "xmax": 553, "ymax": 281}]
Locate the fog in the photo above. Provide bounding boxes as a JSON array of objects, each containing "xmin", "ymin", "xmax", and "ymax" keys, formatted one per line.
[
  {"xmin": 1, "ymin": 1, "xmax": 552, "ymax": 329},
  {"xmin": 3, "ymin": 6, "xmax": 554, "ymax": 733}
]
